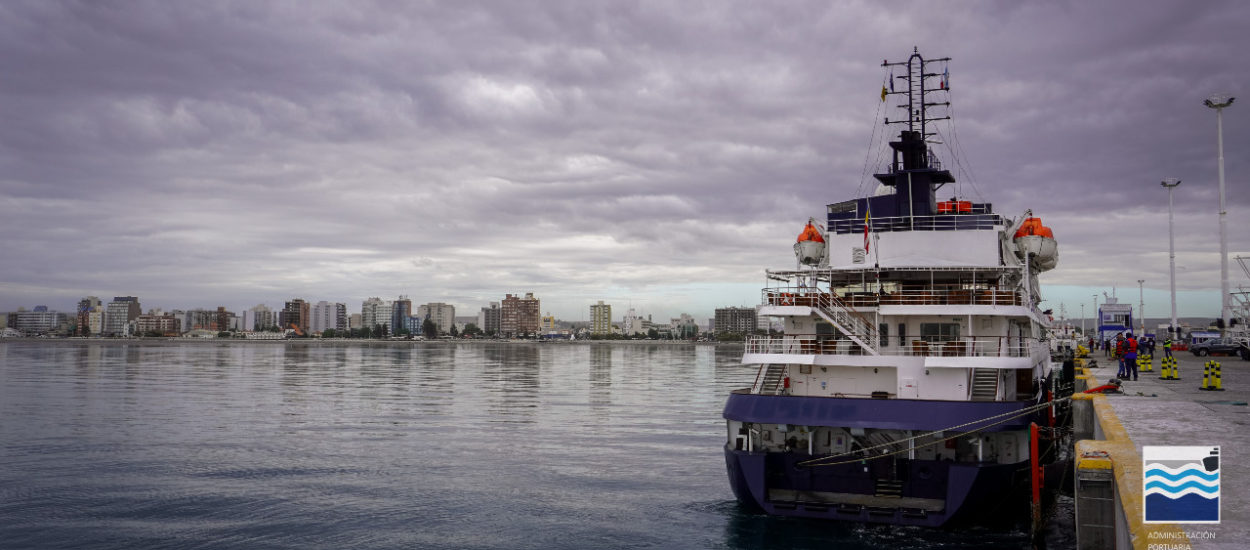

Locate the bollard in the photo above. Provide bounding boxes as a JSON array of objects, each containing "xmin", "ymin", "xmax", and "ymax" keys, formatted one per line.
[
  {"xmin": 1075, "ymin": 448, "xmax": 1116, "ymax": 549},
  {"xmin": 1140, "ymin": 353, "xmax": 1153, "ymax": 372},
  {"xmin": 1159, "ymin": 356, "xmax": 1180, "ymax": 381},
  {"xmin": 1201, "ymin": 360, "xmax": 1225, "ymax": 391}
]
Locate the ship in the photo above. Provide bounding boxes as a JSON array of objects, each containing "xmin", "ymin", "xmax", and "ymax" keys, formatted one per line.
[{"xmin": 723, "ymin": 48, "xmax": 1069, "ymax": 528}]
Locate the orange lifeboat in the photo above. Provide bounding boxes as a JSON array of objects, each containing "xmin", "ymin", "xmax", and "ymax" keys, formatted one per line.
[
  {"xmin": 1013, "ymin": 217, "xmax": 1058, "ymax": 271},
  {"xmin": 794, "ymin": 219, "xmax": 826, "ymax": 266},
  {"xmin": 938, "ymin": 200, "xmax": 973, "ymax": 214}
]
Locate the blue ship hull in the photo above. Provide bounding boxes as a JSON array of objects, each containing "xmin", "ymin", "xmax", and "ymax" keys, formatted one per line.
[{"xmin": 723, "ymin": 392, "xmax": 1042, "ymax": 527}]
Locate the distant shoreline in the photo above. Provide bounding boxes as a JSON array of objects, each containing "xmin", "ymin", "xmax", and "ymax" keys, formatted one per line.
[{"xmin": 1, "ymin": 337, "xmax": 742, "ymax": 347}]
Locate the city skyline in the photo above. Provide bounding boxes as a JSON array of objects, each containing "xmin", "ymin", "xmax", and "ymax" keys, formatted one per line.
[{"xmin": 1, "ymin": 2, "xmax": 1246, "ymax": 322}]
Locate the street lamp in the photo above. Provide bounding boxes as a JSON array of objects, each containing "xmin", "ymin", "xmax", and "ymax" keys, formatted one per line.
[
  {"xmin": 1204, "ymin": 93, "xmax": 1235, "ymax": 329},
  {"xmin": 1092, "ymin": 294, "xmax": 1099, "ymax": 343},
  {"xmin": 1162, "ymin": 178, "xmax": 1181, "ymax": 334},
  {"xmin": 1081, "ymin": 303, "xmax": 1086, "ymax": 338},
  {"xmin": 1137, "ymin": 279, "xmax": 1145, "ymax": 336}
]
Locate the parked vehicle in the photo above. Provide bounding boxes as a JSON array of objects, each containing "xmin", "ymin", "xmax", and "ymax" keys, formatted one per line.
[{"xmin": 1189, "ymin": 337, "xmax": 1250, "ymax": 359}]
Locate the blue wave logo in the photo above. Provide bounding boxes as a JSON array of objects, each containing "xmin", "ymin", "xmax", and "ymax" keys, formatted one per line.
[{"xmin": 1143, "ymin": 446, "xmax": 1220, "ymax": 524}]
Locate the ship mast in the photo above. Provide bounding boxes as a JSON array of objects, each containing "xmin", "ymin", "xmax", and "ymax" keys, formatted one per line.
[{"xmin": 883, "ymin": 47, "xmax": 951, "ymax": 141}]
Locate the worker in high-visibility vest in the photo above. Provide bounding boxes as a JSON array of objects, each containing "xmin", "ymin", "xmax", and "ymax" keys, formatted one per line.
[{"xmin": 1163, "ymin": 337, "xmax": 1173, "ymax": 359}]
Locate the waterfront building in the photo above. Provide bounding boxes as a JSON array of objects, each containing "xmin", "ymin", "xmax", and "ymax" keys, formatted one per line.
[
  {"xmin": 392, "ymin": 296, "xmax": 413, "ymax": 334},
  {"xmin": 216, "ymin": 307, "xmax": 234, "ymax": 333},
  {"xmin": 243, "ymin": 304, "xmax": 277, "ymax": 332},
  {"xmin": 75, "ymin": 297, "xmax": 101, "ymax": 336},
  {"xmin": 104, "ymin": 296, "xmax": 141, "ymax": 337},
  {"xmin": 349, "ymin": 313, "xmax": 361, "ymax": 330},
  {"xmin": 478, "ymin": 302, "xmax": 501, "ymax": 335},
  {"xmin": 13, "ymin": 306, "xmax": 67, "ymax": 336},
  {"xmin": 714, "ymin": 306, "xmax": 756, "ymax": 336},
  {"xmin": 310, "ymin": 301, "xmax": 347, "ymax": 334},
  {"xmin": 500, "ymin": 293, "xmax": 540, "ymax": 337},
  {"xmin": 590, "ymin": 301, "xmax": 612, "ymax": 335},
  {"xmin": 622, "ymin": 308, "xmax": 647, "ymax": 336},
  {"xmin": 361, "ymin": 297, "xmax": 393, "ymax": 334},
  {"xmin": 671, "ymin": 313, "xmax": 698, "ymax": 339},
  {"xmin": 88, "ymin": 308, "xmax": 105, "ymax": 335},
  {"xmin": 417, "ymin": 302, "xmax": 456, "ymax": 335},
  {"xmin": 183, "ymin": 309, "xmax": 220, "ymax": 332},
  {"xmin": 135, "ymin": 312, "xmax": 180, "ymax": 336},
  {"xmin": 280, "ymin": 299, "xmax": 309, "ymax": 332}
]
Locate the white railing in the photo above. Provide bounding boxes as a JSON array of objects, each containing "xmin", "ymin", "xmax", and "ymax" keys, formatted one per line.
[
  {"xmin": 745, "ymin": 335, "xmax": 1041, "ymax": 358},
  {"xmin": 762, "ymin": 288, "xmax": 879, "ymax": 355},
  {"xmin": 829, "ymin": 213, "xmax": 1006, "ymax": 234},
  {"xmin": 762, "ymin": 286, "xmax": 1023, "ymax": 309}
]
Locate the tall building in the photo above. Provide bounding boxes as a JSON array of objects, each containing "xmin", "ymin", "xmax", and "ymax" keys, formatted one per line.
[
  {"xmin": 310, "ymin": 301, "xmax": 347, "ymax": 334},
  {"xmin": 75, "ymin": 296, "xmax": 101, "ymax": 336},
  {"xmin": 361, "ymin": 297, "xmax": 393, "ymax": 333},
  {"xmin": 280, "ymin": 299, "xmax": 309, "ymax": 331},
  {"xmin": 622, "ymin": 308, "xmax": 646, "ymax": 336},
  {"xmin": 184, "ymin": 309, "xmax": 222, "ymax": 331},
  {"xmin": 500, "ymin": 293, "xmax": 540, "ymax": 337},
  {"xmin": 714, "ymin": 306, "xmax": 757, "ymax": 336},
  {"xmin": 590, "ymin": 301, "xmax": 612, "ymax": 335},
  {"xmin": 216, "ymin": 306, "xmax": 234, "ymax": 332},
  {"xmin": 244, "ymin": 304, "xmax": 276, "ymax": 332},
  {"xmin": 104, "ymin": 296, "xmax": 141, "ymax": 336},
  {"xmin": 417, "ymin": 302, "xmax": 456, "ymax": 334},
  {"xmin": 392, "ymin": 296, "xmax": 413, "ymax": 334},
  {"xmin": 478, "ymin": 302, "xmax": 501, "ymax": 335}
]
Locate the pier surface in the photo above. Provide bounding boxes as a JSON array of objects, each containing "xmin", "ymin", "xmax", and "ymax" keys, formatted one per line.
[{"xmin": 1084, "ymin": 352, "xmax": 1248, "ymax": 549}]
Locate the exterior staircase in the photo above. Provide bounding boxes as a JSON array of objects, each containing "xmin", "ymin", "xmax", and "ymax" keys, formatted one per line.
[
  {"xmin": 810, "ymin": 293, "xmax": 880, "ymax": 356},
  {"xmin": 755, "ymin": 364, "xmax": 787, "ymax": 395},
  {"xmin": 970, "ymin": 368, "xmax": 999, "ymax": 401}
]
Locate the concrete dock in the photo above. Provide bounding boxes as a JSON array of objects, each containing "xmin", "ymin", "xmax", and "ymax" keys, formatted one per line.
[{"xmin": 1074, "ymin": 351, "xmax": 1248, "ymax": 549}]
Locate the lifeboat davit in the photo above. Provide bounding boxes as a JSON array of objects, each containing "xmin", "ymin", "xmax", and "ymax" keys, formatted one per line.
[
  {"xmin": 1013, "ymin": 217, "xmax": 1058, "ymax": 271},
  {"xmin": 794, "ymin": 220, "xmax": 826, "ymax": 266}
]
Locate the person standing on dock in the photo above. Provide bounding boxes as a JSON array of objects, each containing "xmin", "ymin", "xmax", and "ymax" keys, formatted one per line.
[
  {"xmin": 1124, "ymin": 332, "xmax": 1139, "ymax": 381},
  {"xmin": 1120, "ymin": 335, "xmax": 1130, "ymax": 377},
  {"xmin": 1163, "ymin": 336, "xmax": 1173, "ymax": 359}
]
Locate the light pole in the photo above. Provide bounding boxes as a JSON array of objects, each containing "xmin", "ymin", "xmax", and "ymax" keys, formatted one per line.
[
  {"xmin": 1204, "ymin": 93, "xmax": 1235, "ymax": 329},
  {"xmin": 1092, "ymin": 294, "xmax": 1099, "ymax": 343},
  {"xmin": 1137, "ymin": 279, "xmax": 1145, "ymax": 336},
  {"xmin": 1081, "ymin": 303, "xmax": 1086, "ymax": 338},
  {"xmin": 1162, "ymin": 178, "xmax": 1181, "ymax": 334}
]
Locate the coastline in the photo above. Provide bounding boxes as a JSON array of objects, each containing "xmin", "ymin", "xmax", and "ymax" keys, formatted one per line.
[{"xmin": 0, "ymin": 337, "xmax": 743, "ymax": 348}]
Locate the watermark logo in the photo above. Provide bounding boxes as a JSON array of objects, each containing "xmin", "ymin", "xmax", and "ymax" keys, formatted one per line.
[{"xmin": 1144, "ymin": 446, "xmax": 1220, "ymax": 524}]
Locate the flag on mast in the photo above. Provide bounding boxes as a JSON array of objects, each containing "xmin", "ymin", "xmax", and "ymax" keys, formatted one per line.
[{"xmin": 863, "ymin": 209, "xmax": 871, "ymax": 254}]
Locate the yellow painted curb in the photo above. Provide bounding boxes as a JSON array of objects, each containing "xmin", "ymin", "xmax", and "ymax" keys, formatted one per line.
[{"xmin": 1085, "ymin": 394, "xmax": 1190, "ymax": 550}]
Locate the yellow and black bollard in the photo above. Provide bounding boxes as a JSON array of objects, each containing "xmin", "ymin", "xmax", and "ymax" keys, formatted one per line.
[
  {"xmin": 1139, "ymin": 353, "xmax": 1153, "ymax": 372},
  {"xmin": 1159, "ymin": 355, "xmax": 1180, "ymax": 381},
  {"xmin": 1201, "ymin": 360, "xmax": 1224, "ymax": 391}
]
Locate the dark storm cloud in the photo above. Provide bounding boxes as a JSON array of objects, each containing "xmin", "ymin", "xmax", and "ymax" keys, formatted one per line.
[{"xmin": 1, "ymin": 0, "xmax": 1246, "ymax": 319}]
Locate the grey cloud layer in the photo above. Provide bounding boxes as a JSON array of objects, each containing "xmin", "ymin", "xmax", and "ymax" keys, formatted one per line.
[{"xmin": 1, "ymin": 1, "xmax": 1245, "ymax": 318}]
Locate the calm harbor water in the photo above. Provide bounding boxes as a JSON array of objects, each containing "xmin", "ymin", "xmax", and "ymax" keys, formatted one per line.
[{"xmin": 0, "ymin": 341, "xmax": 1037, "ymax": 549}]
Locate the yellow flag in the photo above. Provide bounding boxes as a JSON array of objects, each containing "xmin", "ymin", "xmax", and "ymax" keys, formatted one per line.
[{"xmin": 881, "ymin": 84, "xmax": 887, "ymax": 102}]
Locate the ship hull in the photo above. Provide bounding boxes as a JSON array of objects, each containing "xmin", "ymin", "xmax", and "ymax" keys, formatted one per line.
[{"xmin": 723, "ymin": 392, "xmax": 1043, "ymax": 527}]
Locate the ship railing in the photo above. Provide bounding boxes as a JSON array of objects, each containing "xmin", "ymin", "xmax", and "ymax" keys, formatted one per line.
[
  {"xmin": 745, "ymin": 335, "xmax": 1041, "ymax": 358},
  {"xmin": 761, "ymin": 287, "xmax": 879, "ymax": 354},
  {"xmin": 762, "ymin": 286, "xmax": 1023, "ymax": 308},
  {"xmin": 829, "ymin": 213, "xmax": 1004, "ymax": 234}
]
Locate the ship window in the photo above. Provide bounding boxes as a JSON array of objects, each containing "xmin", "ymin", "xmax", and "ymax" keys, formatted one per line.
[
  {"xmin": 879, "ymin": 323, "xmax": 889, "ymax": 347},
  {"xmin": 920, "ymin": 322, "xmax": 960, "ymax": 342},
  {"xmin": 898, "ymin": 323, "xmax": 906, "ymax": 346}
]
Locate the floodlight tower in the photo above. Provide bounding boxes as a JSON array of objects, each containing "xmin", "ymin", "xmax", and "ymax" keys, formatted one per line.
[
  {"xmin": 1162, "ymin": 178, "xmax": 1181, "ymax": 333},
  {"xmin": 1204, "ymin": 93, "xmax": 1235, "ymax": 329}
]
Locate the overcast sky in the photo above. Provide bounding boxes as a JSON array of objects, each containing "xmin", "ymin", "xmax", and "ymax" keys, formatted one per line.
[{"xmin": 1, "ymin": 0, "xmax": 1246, "ymax": 323}]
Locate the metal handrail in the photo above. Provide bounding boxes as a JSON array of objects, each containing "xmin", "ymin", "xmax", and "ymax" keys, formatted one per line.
[
  {"xmin": 762, "ymin": 287, "xmax": 1023, "ymax": 308},
  {"xmin": 745, "ymin": 334, "xmax": 1042, "ymax": 358},
  {"xmin": 829, "ymin": 213, "xmax": 1005, "ymax": 234}
]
